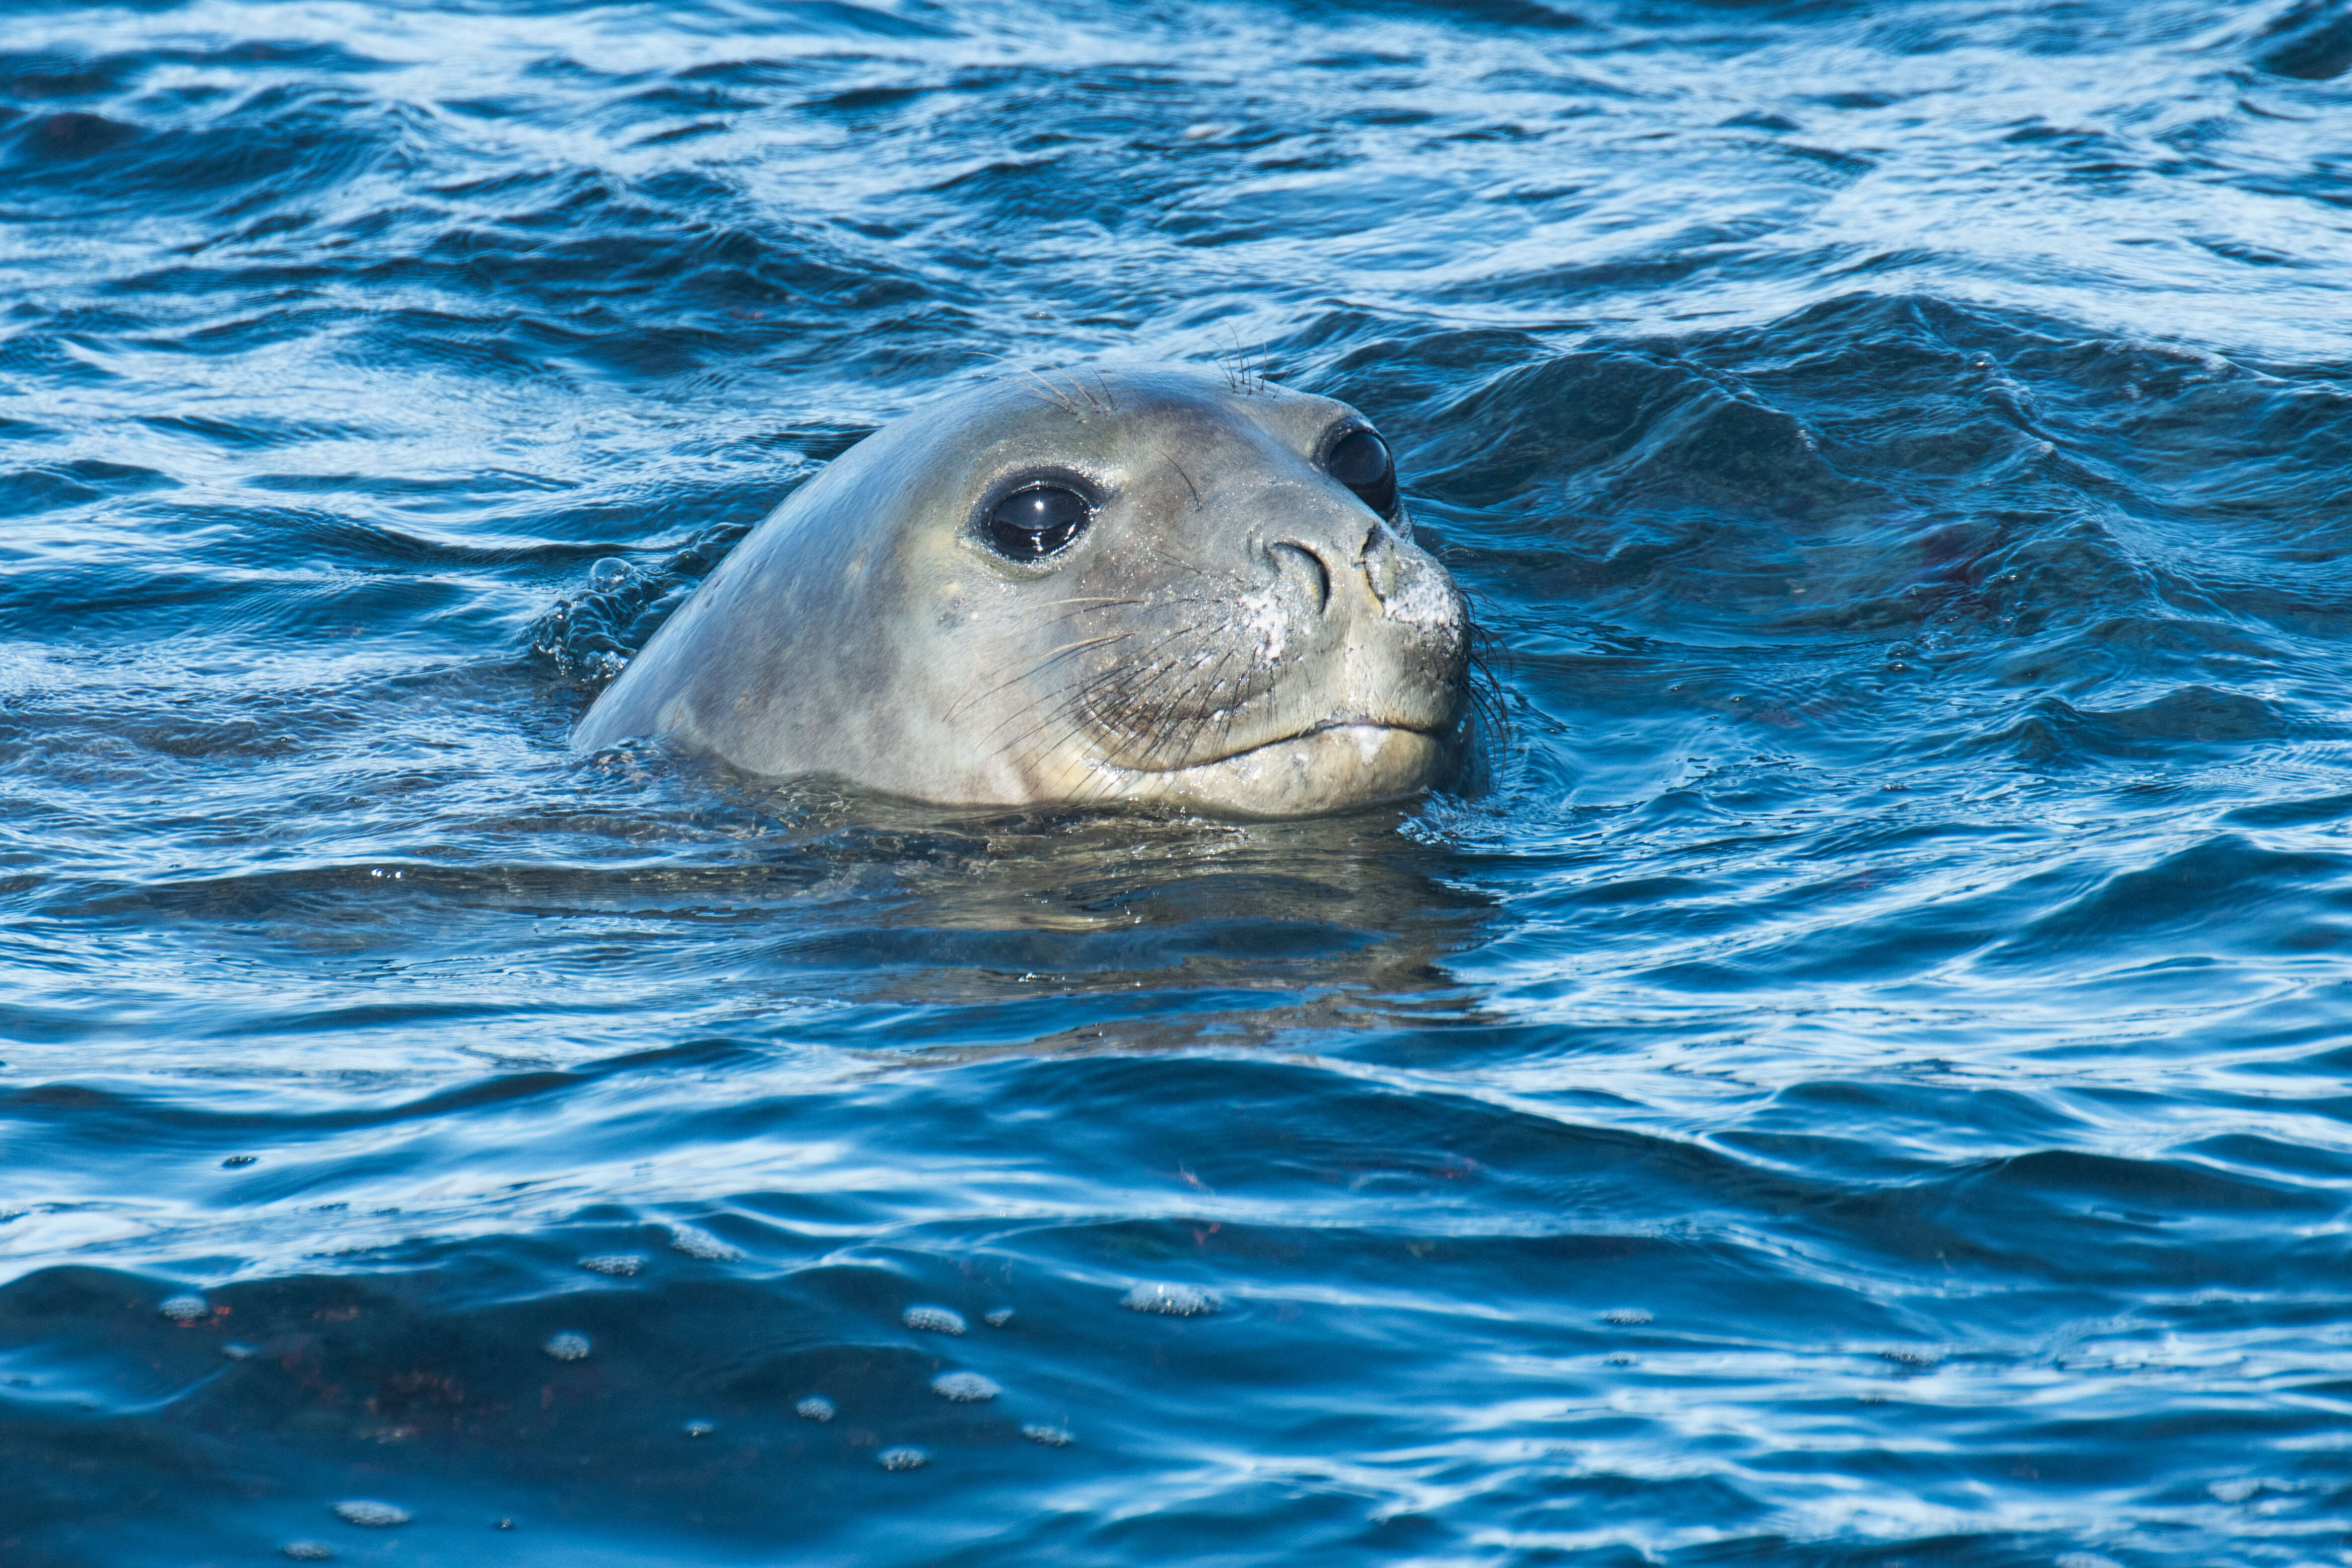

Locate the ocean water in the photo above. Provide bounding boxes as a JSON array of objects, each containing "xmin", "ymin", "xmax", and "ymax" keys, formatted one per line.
[{"xmin": 5, "ymin": 1, "xmax": 2352, "ymax": 1563}]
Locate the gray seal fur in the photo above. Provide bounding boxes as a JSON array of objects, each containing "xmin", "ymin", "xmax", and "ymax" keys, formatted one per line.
[{"xmin": 572, "ymin": 366, "xmax": 1470, "ymax": 816}]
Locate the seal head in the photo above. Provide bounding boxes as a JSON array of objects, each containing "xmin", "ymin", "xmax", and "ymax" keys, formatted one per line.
[{"xmin": 572, "ymin": 366, "xmax": 1471, "ymax": 816}]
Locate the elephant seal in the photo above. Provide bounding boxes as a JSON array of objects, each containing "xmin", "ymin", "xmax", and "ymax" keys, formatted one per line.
[{"xmin": 572, "ymin": 366, "xmax": 1471, "ymax": 816}]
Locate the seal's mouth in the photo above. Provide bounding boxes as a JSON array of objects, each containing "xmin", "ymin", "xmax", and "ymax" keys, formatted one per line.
[
  {"xmin": 1128, "ymin": 719, "xmax": 1444, "ymax": 775},
  {"xmin": 1095, "ymin": 721, "xmax": 1450, "ymax": 816}
]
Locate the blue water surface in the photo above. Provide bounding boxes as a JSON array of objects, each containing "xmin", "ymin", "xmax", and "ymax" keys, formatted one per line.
[{"xmin": 5, "ymin": 1, "xmax": 2352, "ymax": 1564}]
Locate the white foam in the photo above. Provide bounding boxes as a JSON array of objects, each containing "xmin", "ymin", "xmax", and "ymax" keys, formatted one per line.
[
  {"xmin": 1121, "ymin": 1282, "xmax": 1220, "ymax": 1316},
  {"xmin": 668, "ymin": 1226, "xmax": 741, "ymax": 1261},
  {"xmin": 902, "ymin": 1304, "xmax": 966, "ymax": 1334},
  {"xmin": 931, "ymin": 1371, "xmax": 999, "ymax": 1402},
  {"xmin": 577, "ymin": 1253, "xmax": 642, "ymax": 1276}
]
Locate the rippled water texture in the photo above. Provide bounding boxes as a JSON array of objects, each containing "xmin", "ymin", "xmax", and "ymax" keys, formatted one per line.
[{"xmin": 7, "ymin": 2, "xmax": 2352, "ymax": 1563}]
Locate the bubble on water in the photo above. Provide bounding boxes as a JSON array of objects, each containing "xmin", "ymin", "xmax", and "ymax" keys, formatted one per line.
[
  {"xmin": 902, "ymin": 1304, "xmax": 966, "ymax": 1334},
  {"xmin": 159, "ymin": 1294, "xmax": 209, "ymax": 1322},
  {"xmin": 795, "ymin": 1395, "xmax": 835, "ymax": 1421},
  {"xmin": 578, "ymin": 1253, "xmax": 642, "ymax": 1276},
  {"xmin": 588, "ymin": 557, "xmax": 634, "ymax": 592},
  {"xmin": 984, "ymin": 1307, "xmax": 1014, "ymax": 1327},
  {"xmin": 221, "ymin": 1154, "xmax": 257, "ymax": 1168},
  {"xmin": 543, "ymin": 1331, "xmax": 591, "ymax": 1361},
  {"xmin": 931, "ymin": 1371, "xmax": 999, "ymax": 1402},
  {"xmin": 1121, "ymin": 1282, "xmax": 1219, "ymax": 1316},
  {"xmin": 669, "ymin": 1226, "xmax": 742, "ymax": 1261},
  {"xmin": 2208, "ymin": 1477, "xmax": 2262, "ymax": 1503},
  {"xmin": 682, "ymin": 1418, "xmax": 715, "ymax": 1438},
  {"xmin": 282, "ymin": 1543, "xmax": 334, "ymax": 1561},
  {"xmin": 878, "ymin": 1446, "xmax": 928, "ymax": 1470},
  {"xmin": 1021, "ymin": 1424, "xmax": 1073, "ymax": 1447},
  {"xmin": 332, "ymin": 1499, "xmax": 410, "ymax": 1527},
  {"xmin": 1601, "ymin": 1308, "xmax": 1652, "ymax": 1325}
]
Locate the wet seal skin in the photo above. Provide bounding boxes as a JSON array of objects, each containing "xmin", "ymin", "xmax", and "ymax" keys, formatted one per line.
[{"xmin": 573, "ymin": 367, "xmax": 1471, "ymax": 816}]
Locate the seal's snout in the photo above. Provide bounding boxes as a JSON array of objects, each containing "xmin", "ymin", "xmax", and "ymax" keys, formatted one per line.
[{"xmin": 1266, "ymin": 520, "xmax": 1453, "ymax": 629}]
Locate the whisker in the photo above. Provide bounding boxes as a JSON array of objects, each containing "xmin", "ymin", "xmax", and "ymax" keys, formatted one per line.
[
  {"xmin": 1147, "ymin": 646, "xmax": 1244, "ymax": 773},
  {"xmin": 970, "ymin": 351, "xmax": 1087, "ymax": 416},
  {"xmin": 1058, "ymin": 367, "xmax": 1104, "ymax": 412},
  {"xmin": 979, "ymin": 619, "xmax": 1210, "ymax": 761},
  {"xmin": 1041, "ymin": 623, "xmax": 1221, "ymax": 765},
  {"xmin": 1113, "ymin": 640, "xmax": 1239, "ymax": 774},
  {"xmin": 948, "ymin": 630, "xmax": 1137, "ymax": 723},
  {"xmin": 1027, "ymin": 598, "xmax": 1147, "ymax": 633}
]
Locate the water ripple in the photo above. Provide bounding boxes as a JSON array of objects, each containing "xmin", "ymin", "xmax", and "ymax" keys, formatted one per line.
[{"xmin": 5, "ymin": 2, "xmax": 2352, "ymax": 1564}]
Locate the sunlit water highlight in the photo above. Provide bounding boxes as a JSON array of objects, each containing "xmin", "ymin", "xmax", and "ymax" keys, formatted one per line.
[{"xmin": 5, "ymin": 2, "xmax": 2352, "ymax": 1564}]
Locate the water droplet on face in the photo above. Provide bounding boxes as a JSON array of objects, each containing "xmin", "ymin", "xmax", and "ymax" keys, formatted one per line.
[
  {"xmin": 902, "ymin": 1305, "xmax": 966, "ymax": 1334},
  {"xmin": 1601, "ymin": 1308, "xmax": 1652, "ymax": 1325},
  {"xmin": 669, "ymin": 1226, "xmax": 742, "ymax": 1261},
  {"xmin": 282, "ymin": 1542, "xmax": 334, "ymax": 1561},
  {"xmin": 577, "ymin": 1253, "xmax": 642, "ymax": 1276},
  {"xmin": 984, "ymin": 1307, "xmax": 1014, "ymax": 1327},
  {"xmin": 543, "ymin": 1331, "xmax": 591, "ymax": 1361},
  {"xmin": 1121, "ymin": 1282, "xmax": 1220, "ymax": 1316},
  {"xmin": 877, "ymin": 1446, "xmax": 928, "ymax": 1470},
  {"xmin": 1021, "ymin": 1424, "xmax": 1073, "ymax": 1447},
  {"xmin": 332, "ymin": 1499, "xmax": 410, "ymax": 1527},
  {"xmin": 794, "ymin": 1395, "xmax": 834, "ymax": 1421},
  {"xmin": 930, "ymin": 1371, "xmax": 999, "ymax": 1402},
  {"xmin": 682, "ymin": 1419, "xmax": 715, "ymax": 1438},
  {"xmin": 159, "ymin": 1294, "xmax": 209, "ymax": 1322}
]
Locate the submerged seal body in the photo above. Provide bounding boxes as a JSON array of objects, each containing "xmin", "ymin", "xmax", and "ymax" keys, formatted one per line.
[{"xmin": 572, "ymin": 366, "xmax": 1471, "ymax": 816}]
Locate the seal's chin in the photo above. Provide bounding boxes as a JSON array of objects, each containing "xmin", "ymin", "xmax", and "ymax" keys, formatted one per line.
[{"xmin": 1099, "ymin": 723, "xmax": 1448, "ymax": 817}]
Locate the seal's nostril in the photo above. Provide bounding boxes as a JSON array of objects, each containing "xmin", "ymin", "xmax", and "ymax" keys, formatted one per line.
[
  {"xmin": 1361, "ymin": 525, "xmax": 1403, "ymax": 603},
  {"xmin": 1269, "ymin": 541, "xmax": 1331, "ymax": 612}
]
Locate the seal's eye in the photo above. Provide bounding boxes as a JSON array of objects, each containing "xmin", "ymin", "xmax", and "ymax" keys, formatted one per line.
[
  {"xmin": 1326, "ymin": 428, "xmax": 1398, "ymax": 519},
  {"xmin": 985, "ymin": 486, "xmax": 1090, "ymax": 561}
]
